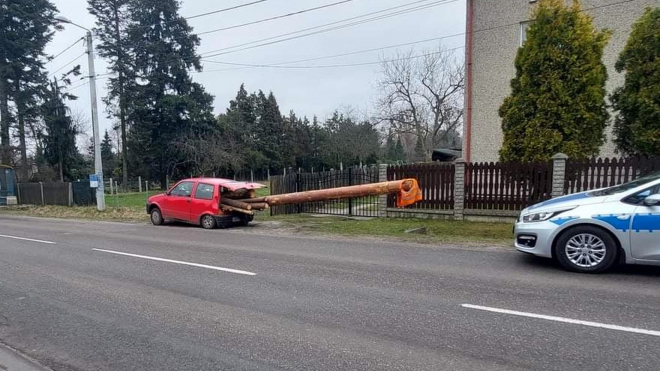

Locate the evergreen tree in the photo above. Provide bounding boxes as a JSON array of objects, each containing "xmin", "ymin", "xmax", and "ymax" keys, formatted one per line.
[
  {"xmin": 499, "ymin": 0, "xmax": 611, "ymax": 162},
  {"xmin": 42, "ymin": 78, "xmax": 81, "ymax": 181},
  {"xmin": 394, "ymin": 137, "xmax": 405, "ymax": 162},
  {"xmin": 255, "ymin": 91, "xmax": 285, "ymax": 171},
  {"xmin": 0, "ymin": 0, "xmax": 58, "ymax": 170},
  {"xmin": 126, "ymin": 0, "xmax": 215, "ymax": 187},
  {"xmin": 611, "ymin": 7, "xmax": 660, "ymax": 156},
  {"xmin": 88, "ymin": 0, "xmax": 132, "ymax": 185},
  {"xmin": 100, "ymin": 130, "xmax": 116, "ymax": 179},
  {"xmin": 413, "ymin": 135, "xmax": 425, "ymax": 162}
]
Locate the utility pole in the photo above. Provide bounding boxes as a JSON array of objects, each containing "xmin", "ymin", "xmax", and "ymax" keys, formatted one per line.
[
  {"xmin": 86, "ymin": 30, "xmax": 105, "ymax": 211},
  {"xmin": 55, "ymin": 16, "xmax": 106, "ymax": 211}
]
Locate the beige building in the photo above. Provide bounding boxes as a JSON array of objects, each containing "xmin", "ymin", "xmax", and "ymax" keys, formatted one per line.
[{"xmin": 463, "ymin": 0, "xmax": 659, "ymax": 163}]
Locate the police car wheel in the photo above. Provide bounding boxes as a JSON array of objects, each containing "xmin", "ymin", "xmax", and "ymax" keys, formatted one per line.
[{"xmin": 555, "ymin": 226, "xmax": 617, "ymax": 274}]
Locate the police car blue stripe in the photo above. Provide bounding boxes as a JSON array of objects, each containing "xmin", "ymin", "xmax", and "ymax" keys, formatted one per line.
[
  {"xmin": 632, "ymin": 214, "xmax": 660, "ymax": 233},
  {"xmin": 592, "ymin": 214, "xmax": 631, "ymax": 232},
  {"xmin": 550, "ymin": 216, "xmax": 579, "ymax": 226}
]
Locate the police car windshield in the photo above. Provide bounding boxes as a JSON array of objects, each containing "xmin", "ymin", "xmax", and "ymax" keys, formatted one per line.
[{"xmin": 591, "ymin": 172, "xmax": 660, "ymax": 196}]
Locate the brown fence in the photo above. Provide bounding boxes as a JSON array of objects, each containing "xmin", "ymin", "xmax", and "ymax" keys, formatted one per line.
[
  {"xmin": 565, "ymin": 157, "xmax": 660, "ymax": 194},
  {"xmin": 464, "ymin": 161, "xmax": 553, "ymax": 211},
  {"xmin": 387, "ymin": 163, "xmax": 454, "ymax": 210}
]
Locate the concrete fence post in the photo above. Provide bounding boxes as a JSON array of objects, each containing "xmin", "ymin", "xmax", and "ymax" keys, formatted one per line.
[
  {"xmin": 138, "ymin": 176, "xmax": 142, "ymax": 193},
  {"xmin": 109, "ymin": 178, "xmax": 113, "ymax": 195},
  {"xmin": 68, "ymin": 182, "xmax": 73, "ymax": 207},
  {"xmin": 378, "ymin": 163, "xmax": 389, "ymax": 218},
  {"xmin": 551, "ymin": 153, "xmax": 569, "ymax": 198},
  {"xmin": 453, "ymin": 158, "xmax": 466, "ymax": 220},
  {"xmin": 39, "ymin": 182, "xmax": 44, "ymax": 206}
]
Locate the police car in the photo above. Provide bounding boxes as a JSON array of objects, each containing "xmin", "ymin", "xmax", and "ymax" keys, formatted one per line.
[{"xmin": 515, "ymin": 172, "xmax": 660, "ymax": 273}]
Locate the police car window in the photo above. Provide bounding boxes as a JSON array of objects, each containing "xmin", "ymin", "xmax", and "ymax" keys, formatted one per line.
[
  {"xmin": 171, "ymin": 181, "xmax": 193, "ymax": 197},
  {"xmin": 194, "ymin": 183, "xmax": 215, "ymax": 200},
  {"xmin": 624, "ymin": 188, "xmax": 656, "ymax": 205}
]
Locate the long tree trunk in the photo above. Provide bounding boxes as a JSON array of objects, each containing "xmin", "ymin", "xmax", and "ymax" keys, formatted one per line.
[
  {"xmin": 0, "ymin": 74, "xmax": 11, "ymax": 165},
  {"xmin": 113, "ymin": 3, "xmax": 129, "ymax": 186},
  {"xmin": 14, "ymin": 80, "xmax": 29, "ymax": 181}
]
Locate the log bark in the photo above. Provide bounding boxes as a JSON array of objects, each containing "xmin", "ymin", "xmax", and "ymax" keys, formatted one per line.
[
  {"xmin": 238, "ymin": 196, "xmax": 267, "ymax": 203},
  {"xmin": 248, "ymin": 202, "xmax": 269, "ymax": 210},
  {"xmin": 264, "ymin": 180, "xmax": 414, "ymax": 206},
  {"xmin": 220, "ymin": 198, "xmax": 252, "ymax": 210},
  {"xmin": 220, "ymin": 204, "xmax": 254, "ymax": 215}
]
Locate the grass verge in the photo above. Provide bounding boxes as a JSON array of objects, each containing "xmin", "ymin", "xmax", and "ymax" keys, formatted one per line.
[{"xmin": 264, "ymin": 214, "xmax": 513, "ymax": 245}]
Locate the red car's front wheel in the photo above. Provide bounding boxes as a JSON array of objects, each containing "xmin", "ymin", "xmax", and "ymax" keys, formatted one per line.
[{"xmin": 150, "ymin": 208, "xmax": 164, "ymax": 226}]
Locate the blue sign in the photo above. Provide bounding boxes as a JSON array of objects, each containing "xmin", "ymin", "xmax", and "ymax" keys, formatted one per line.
[{"xmin": 89, "ymin": 174, "xmax": 99, "ymax": 188}]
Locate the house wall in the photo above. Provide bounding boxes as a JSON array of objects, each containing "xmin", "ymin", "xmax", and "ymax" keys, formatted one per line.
[{"xmin": 465, "ymin": 0, "xmax": 658, "ymax": 163}]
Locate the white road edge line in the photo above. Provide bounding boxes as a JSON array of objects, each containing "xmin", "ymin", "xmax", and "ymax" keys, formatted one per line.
[
  {"xmin": 0, "ymin": 234, "xmax": 56, "ymax": 245},
  {"xmin": 92, "ymin": 248, "xmax": 256, "ymax": 276},
  {"xmin": 462, "ymin": 304, "xmax": 660, "ymax": 337}
]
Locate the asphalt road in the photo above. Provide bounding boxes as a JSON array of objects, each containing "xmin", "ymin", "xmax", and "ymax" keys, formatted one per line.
[{"xmin": 0, "ymin": 215, "xmax": 659, "ymax": 371}]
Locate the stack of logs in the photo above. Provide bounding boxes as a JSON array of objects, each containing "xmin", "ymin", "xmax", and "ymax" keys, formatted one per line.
[
  {"xmin": 219, "ymin": 188, "xmax": 268, "ymax": 216},
  {"xmin": 219, "ymin": 179, "xmax": 419, "ymax": 216}
]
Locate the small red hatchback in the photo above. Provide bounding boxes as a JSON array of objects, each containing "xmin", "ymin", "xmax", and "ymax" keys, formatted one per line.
[{"xmin": 146, "ymin": 178, "xmax": 264, "ymax": 229}]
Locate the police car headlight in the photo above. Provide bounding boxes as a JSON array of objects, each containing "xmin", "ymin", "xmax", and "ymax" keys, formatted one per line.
[{"xmin": 522, "ymin": 208, "xmax": 574, "ymax": 223}]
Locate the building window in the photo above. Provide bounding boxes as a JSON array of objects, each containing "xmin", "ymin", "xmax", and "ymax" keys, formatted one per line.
[{"xmin": 520, "ymin": 21, "xmax": 531, "ymax": 46}]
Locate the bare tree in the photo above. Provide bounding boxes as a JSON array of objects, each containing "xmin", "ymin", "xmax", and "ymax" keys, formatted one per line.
[
  {"xmin": 173, "ymin": 130, "xmax": 244, "ymax": 177},
  {"xmin": 375, "ymin": 46, "xmax": 464, "ymax": 161}
]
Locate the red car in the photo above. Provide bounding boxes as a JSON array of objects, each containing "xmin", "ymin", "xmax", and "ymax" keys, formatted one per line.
[{"xmin": 146, "ymin": 178, "xmax": 264, "ymax": 229}]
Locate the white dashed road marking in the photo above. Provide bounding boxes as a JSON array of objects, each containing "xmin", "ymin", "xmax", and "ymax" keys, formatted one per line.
[
  {"xmin": 0, "ymin": 234, "xmax": 56, "ymax": 245},
  {"xmin": 462, "ymin": 304, "xmax": 660, "ymax": 337},
  {"xmin": 92, "ymin": 248, "xmax": 256, "ymax": 276}
]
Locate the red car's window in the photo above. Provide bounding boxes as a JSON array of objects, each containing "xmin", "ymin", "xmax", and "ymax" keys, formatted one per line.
[
  {"xmin": 170, "ymin": 181, "xmax": 193, "ymax": 197},
  {"xmin": 194, "ymin": 183, "xmax": 215, "ymax": 200}
]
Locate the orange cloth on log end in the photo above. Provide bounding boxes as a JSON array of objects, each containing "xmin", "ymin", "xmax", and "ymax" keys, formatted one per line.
[{"xmin": 397, "ymin": 179, "xmax": 423, "ymax": 207}]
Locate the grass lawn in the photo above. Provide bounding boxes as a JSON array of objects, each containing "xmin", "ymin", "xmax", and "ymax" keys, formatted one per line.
[{"xmin": 264, "ymin": 214, "xmax": 513, "ymax": 245}]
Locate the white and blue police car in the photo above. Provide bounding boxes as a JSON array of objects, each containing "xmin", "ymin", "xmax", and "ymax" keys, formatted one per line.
[{"xmin": 515, "ymin": 172, "xmax": 660, "ymax": 273}]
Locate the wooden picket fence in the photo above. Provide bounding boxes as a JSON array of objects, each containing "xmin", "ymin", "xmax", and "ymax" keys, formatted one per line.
[
  {"xmin": 387, "ymin": 163, "xmax": 455, "ymax": 210},
  {"xmin": 464, "ymin": 161, "xmax": 553, "ymax": 210},
  {"xmin": 565, "ymin": 156, "xmax": 660, "ymax": 194}
]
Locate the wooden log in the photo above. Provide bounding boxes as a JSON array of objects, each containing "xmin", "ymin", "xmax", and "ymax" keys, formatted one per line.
[
  {"xmin": 221, "ymin": 188, "xmax": 249, "ymax": 199},
  {"xmin": 220, "ymin": 204, "xmax": 254, "ymax": 215},
  {"xmin": 238, "ymin": 196, "xmax": 268, "ymax": 203},
  {"xmin": 248, "ymin": 202, "xmax": 270, "ymax": 210},
  {"xmin": 220, "ymin": 198, "xmax": 252, "ymax": 210},
  {"xmin": 264, "ymin": 179, "xmax": 415, "ymax": 206}
]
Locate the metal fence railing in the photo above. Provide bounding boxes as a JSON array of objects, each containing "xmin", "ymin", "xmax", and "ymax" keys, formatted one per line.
[{"xmin": 270, "ymin": 167, "xmax": 380, "ymax": 217}]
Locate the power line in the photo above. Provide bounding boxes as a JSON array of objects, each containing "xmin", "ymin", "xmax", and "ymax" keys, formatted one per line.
[
  {"xmin": 49, "ymin": 37, "xmax": 85, "ymax": 63},
  {"xmin": 48, "ymin": 52, "xmax": 86, "ymax": 77},
  {"xmin": 199, "ymin": 45, "xmax": 465, "ymax": 71},
  {"xmin": 200, "ymin": 0, "xmax": 631, "ymax": 58},
  {"xmin": 64, "ymin": 80, "xmax": 89, "ymax": 94},
  {"xmin": 203, "ymin": 33, "xmax": 464, "ymax": 67},
  {"xmin": 198, "ymin": 0, "xmax": 357, "ymax": 36},
  {"xmin": 200, "ymin": 0, "xmax": 458, "ymax": 57},
  {"xmin": 185, "ymin": 0, "xmax": 270, "ymax": 21},
  {"xmin": 469, "ymin": 0, "xmax": 634, "ymax": 35}
]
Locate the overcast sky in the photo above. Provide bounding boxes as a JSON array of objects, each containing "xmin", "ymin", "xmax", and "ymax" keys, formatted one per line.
[{"xmin": 44, "ymin": 0, "xmax": 466, "ymax": 143}]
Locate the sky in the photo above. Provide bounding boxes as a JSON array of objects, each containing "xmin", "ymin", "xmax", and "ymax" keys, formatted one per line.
[{"xmin": 44, "ymin": 0, "xmax": 466, "ymax": 144}]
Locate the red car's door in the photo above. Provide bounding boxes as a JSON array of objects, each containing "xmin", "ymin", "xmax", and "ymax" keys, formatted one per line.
[
  {"xmin": 190, "ymin": 182, "xmax": 217, "ymax": 223},
  {"xmin": 164, "ymin": 181, "xmax": 194, "ymax": 221}
]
